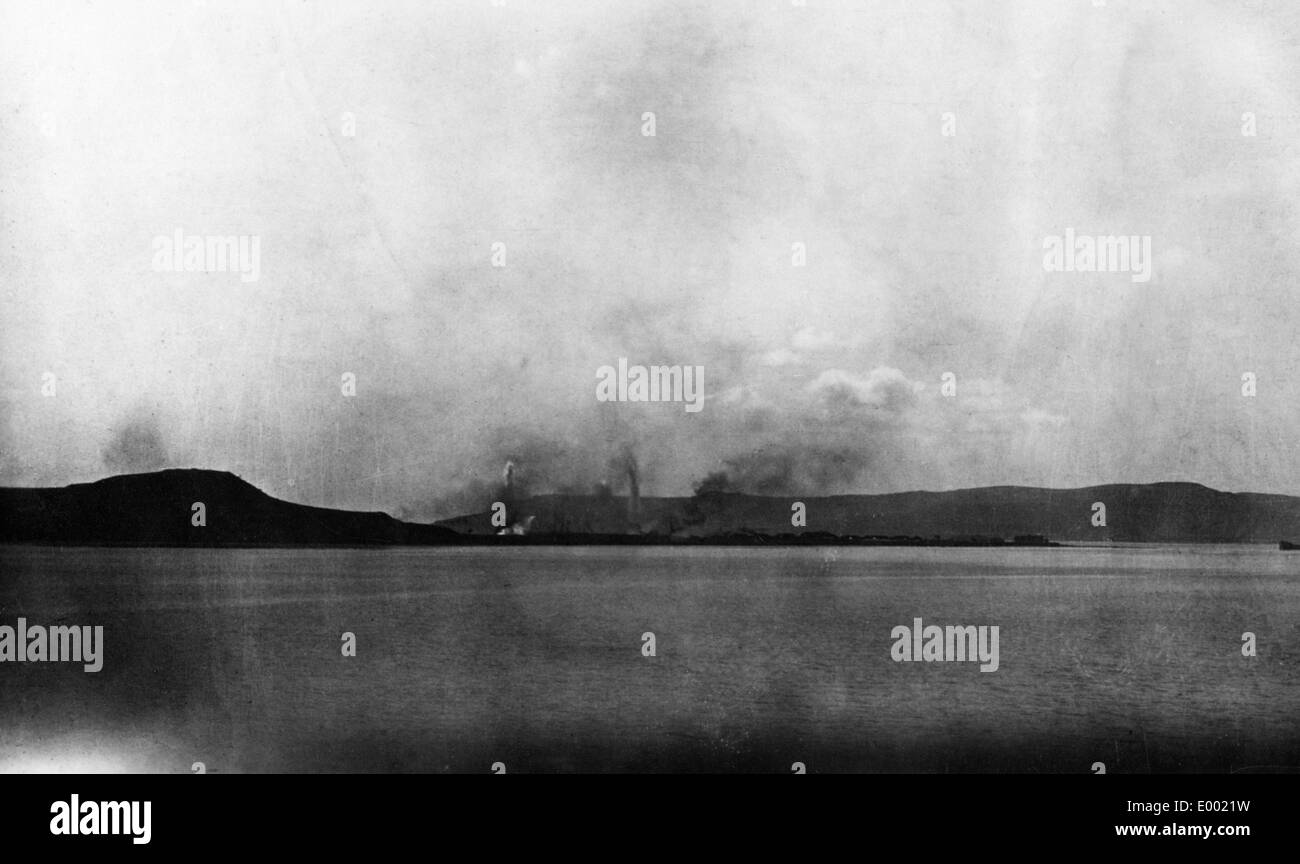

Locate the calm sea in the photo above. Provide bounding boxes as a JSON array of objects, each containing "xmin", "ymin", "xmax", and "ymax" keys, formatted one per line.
[{"xmin": 1, "ymin": 545, "xmax": 1297, "ymax": 773}]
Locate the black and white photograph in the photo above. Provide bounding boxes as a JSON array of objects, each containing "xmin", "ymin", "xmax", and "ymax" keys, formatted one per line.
[{"xmin": 1, "ymin": 0, "xmax": 1297, "ymax": 795}]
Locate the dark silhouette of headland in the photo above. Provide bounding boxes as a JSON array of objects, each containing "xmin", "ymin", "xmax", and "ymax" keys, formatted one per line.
[
  {"xmin": 2, "ymin": 469, "xmax": 1299, "ymax": 547},
  {"xmin": 0, "ymin": 469, "xmax": 457, "ymax": 546}
]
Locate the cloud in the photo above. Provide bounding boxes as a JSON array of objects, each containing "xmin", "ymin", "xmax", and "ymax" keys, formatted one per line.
[
  {"xmin": 760, "ymin": 348, "xmax": 801, "ymax": 367},
  {"xmin": 3, "ymin": 0, "xmax": 1299, "ymax": 506},
  {"xmin": 790, "ymin": 327, "xmax": 839, "ymax": 351},
  {"xmin": 807, "ymin": 367, "xmax": 922, "ymax": 412},
  {"xmin": 1020, "ymin": 408, "xmax": 1067, "ymax": 428}
]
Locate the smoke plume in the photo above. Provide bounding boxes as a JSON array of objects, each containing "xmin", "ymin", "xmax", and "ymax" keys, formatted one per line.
[{"xmin": 102, "ymin": 413, "xmax": 169, "ymax": 474}]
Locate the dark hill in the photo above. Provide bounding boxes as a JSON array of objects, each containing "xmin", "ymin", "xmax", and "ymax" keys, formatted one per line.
[{"xmin": 0, "ymin": 469, "xmax": 459, "ymax": 547}]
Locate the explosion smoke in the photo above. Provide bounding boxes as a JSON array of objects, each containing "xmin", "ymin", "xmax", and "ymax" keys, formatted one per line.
[
  {"xmin": 626, "ymin": 456, "xmax": 640, "ymax": 524},
  {"xmin": 102, "ymin": 413, "xmax": 169, "ymax": 474}
]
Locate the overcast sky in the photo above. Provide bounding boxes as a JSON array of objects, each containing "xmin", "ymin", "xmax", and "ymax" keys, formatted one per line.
[{"xmin": 2, "ymin": 0, "xmax": 1297, "ymax": 516}]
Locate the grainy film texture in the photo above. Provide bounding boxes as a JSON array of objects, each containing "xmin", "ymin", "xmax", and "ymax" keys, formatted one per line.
[{"xmin": 1, "ymin": 0, "xmax": 1298, "ymax": 774}]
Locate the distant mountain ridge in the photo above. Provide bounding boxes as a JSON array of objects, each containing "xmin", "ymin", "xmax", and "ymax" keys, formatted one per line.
[
  {"xmin": 2, "ymin": 470, "xmax": 1298, "ymax": 546},
  {"xmin": 439, "ymin": 481, "xmax": 1300, "ymax": 544}
]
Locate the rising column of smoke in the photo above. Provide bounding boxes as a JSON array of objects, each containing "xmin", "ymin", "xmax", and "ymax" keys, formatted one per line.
[
  {"xmin": 603, "ymin": 445, "xmax": 642, "ymax": 524},
  {"xmin": 502, "ymin": 459, "xmax": 515, "ymax": 524},
  {"xmin": 626, "ymin": 454, "xmax": 640, "ymax": 524}
]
